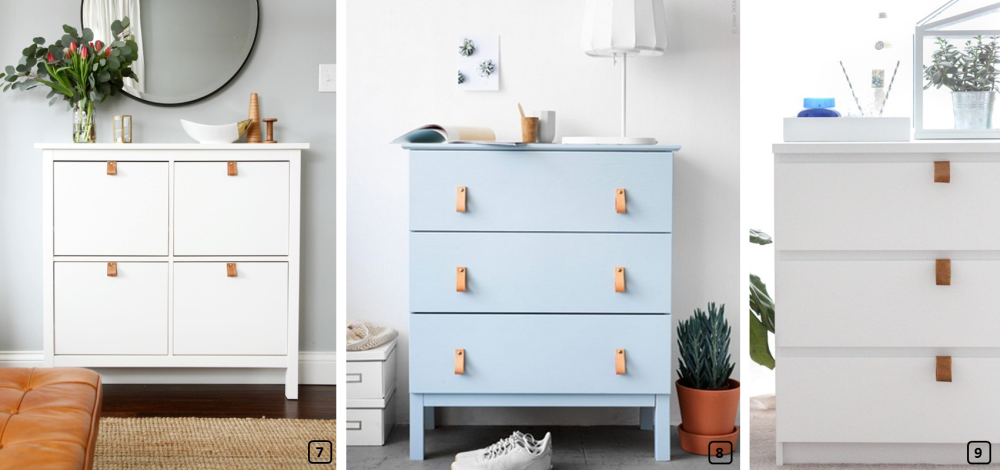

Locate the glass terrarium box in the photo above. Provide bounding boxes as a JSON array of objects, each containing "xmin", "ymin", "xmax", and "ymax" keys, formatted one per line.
[{"xmin": 916, "ymin": 1, "xmax": 1000, "ymax": 139}]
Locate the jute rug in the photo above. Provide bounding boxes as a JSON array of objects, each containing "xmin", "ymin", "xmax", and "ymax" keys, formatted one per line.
[{"xmin": 94, "ymin": 417, "xmax": 336, "ymax": 469}]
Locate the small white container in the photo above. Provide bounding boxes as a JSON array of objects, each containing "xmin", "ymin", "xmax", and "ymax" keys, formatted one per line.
[
  {"xmin": 783, "ymin": 117, "xmax": 910, "ymax": 142},
  {"xmin": 536, "ymin": 110, "xmax": 556, "ymax": 143}
]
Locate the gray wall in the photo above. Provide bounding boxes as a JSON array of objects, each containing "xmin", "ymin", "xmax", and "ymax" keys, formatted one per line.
[{"xmin": 0, "ymin": 0, "xmax": 336, "ymax": 353}]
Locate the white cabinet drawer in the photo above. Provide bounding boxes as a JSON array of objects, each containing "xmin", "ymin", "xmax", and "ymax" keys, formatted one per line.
[
  {"xmin": 776, "ymin": 160, "xmax": 1000, "ymax": 250},
  {"xmin": 174, "ymin": 162, "xmax": 290, "ymax": 255},
  {"xmin": 779, "ymin": 356, "xmax": 1000, "ymax": 444},
  {"xmin": 173, "ymin": 262, "xmax": 288, "ymax": 355},
  {"xmin": 347, "ymin": 350, "xmax": 397, "ymax": 400},
  {"xmin": 54, "ymin": 162, "xmax": 168, "ymax": 255},
  {"xmin": 346, "ymin": 390, "xmax": 395, "ymax": 446},
  {"xmin": 779, "ymin": 259, "xmax": 1000, "ymax": 348},
  {"xmin": 54, "ymin": 262, "xmax": 167, "ymax": 355}
]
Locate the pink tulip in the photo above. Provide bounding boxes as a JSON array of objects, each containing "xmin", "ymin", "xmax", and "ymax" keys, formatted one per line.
[
  {"xmin": 81, "ymin": 46, "xmax": 88, "ymax": 59},
  {"xmin": 95, "ymin": 40, "xmax": 103, "ymax": 52},
  {"xmin": 47, "ymin": 52, "xmax": 55, "ymax": 63},
  {"xmin": 105, "ymin": 48, "xmax": 112, "ymax": 57},
  {"xmin": 65, "ymin": 49, "xmax": 71, "ymax": 59},
  {"xmin": 69, "ymin": 42, "xmax": 77, "ymax": 53}
]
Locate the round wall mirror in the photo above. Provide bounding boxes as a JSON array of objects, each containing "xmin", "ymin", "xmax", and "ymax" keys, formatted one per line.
[{"xmin": 81, "ymin": 0, "xmax": 259, "ymax": 106}]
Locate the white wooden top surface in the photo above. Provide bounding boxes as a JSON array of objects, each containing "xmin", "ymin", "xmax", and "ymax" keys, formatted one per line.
[
  {"xmin": 774, "ymin": 140, "xmax": 1000, "ymax": 154},
  {"xmin": 35, "ymin": 143, "xmax": 310, "ymax": 150}
]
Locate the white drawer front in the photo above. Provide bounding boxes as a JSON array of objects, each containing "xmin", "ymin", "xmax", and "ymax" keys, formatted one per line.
[
  {"xmin": 779, "ymin": 259, "xmax": 1000, "ymax": 348},
  {"xmin": 174, "ymin": 162, "xmax": 290, "ymax": 255},
  {"xmin": 347, "ymin": 350, "xmax": 397, "ymax": 400},
  {"xmin": 347, "ymin": 393, "xmax": 395, "ymax": 446},
  {"xmin": 54, "ymin": 162, "xmax": 168, "ymax": 255},
  {"xmin": 173, "ymin": 262, "xmax": 288, "ymax": 355},
  {"xmin": 54, "ymin": 262, "xmax": 167, "ymax": 355},
  {"xmin": 776, "ymin": 160, "xmax": 1000, "ymax": 250},
  {"xmin": 779, "ymin": 356, "xmax": 1000, "ymax": 444}
]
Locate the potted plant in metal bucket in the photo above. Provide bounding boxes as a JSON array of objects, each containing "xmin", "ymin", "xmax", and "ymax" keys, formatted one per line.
[
  {"xmin": 676, "ymin": 303, "xmax": 739, "ymax": 456},
  {"xmin": 924, "ymin": 35, "xmax": 1000, "ymax": 130}
]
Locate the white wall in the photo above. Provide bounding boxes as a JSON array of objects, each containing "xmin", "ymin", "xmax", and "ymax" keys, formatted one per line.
[
  {"xmin": 347, "ymin": 0, "xmax": 739, "ymax": 425},
  {"xmin": 0, "ymin": 0, "xmax": 336, "ymax": 355},
  {"xmin": 740, "ymin": 0, "xmax": 942, "ymax": 397}
]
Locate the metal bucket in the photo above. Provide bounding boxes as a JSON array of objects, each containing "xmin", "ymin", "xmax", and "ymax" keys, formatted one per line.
[{"xmin": 952, "ymin": 91, "xmax": 997, "ymax": 129}]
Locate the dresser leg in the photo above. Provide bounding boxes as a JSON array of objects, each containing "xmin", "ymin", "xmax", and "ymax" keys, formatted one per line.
[
  {"xmin": 654, "ymin": 394, "xmax": 671, "ymax": 461},
  {"xmin": 639, "ymin": 407, "xmax": 654, "ymax": 430},
  {"xmin": 284, "ymin": 370, "xmax": 298, "ymax": 400},
  {"xmin": 410, "ymin": 394, "xmax": 425, "ymax": 460},
  {"xmin": 424, "ymin": 406, "xmax": 435, "ymax": 430}
]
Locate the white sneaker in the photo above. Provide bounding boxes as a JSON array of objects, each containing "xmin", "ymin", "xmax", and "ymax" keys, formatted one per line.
[
  {"xmin": 451, "ymin": 433, "xmax": 552, "ymax": 470},
  {"xmin": 455, "ymin": 432, "xmax": 547, "ymax": 462}
]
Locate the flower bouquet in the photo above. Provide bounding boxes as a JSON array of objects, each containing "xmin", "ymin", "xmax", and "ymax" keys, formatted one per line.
[{"xmin": 0, "ymin": 18, "xmax": 139, "ymax": 143}]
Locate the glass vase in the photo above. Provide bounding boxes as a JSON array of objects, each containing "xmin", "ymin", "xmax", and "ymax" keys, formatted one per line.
[{"xmin": 73, "ymin": 100, "xmax": 96, "ymax": 143}]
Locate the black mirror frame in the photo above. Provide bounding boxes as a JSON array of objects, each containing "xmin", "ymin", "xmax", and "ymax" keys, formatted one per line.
[{"xmin": 80, "ymin": 0, "xmax": 259, "ymax": 107}]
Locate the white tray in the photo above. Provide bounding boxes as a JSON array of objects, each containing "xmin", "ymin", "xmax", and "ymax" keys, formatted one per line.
[{"xmin": 783, "ymin": 117, "xmax": 911, "ymax": 142}]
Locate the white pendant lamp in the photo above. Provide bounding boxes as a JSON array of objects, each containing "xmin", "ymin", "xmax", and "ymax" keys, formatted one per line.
[{"xmin": 564, "ymin": 0, "xmax": 667, "ymax": 145}]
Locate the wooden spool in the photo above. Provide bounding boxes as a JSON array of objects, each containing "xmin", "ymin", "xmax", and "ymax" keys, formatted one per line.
[{"xmin": 263, "ymin": 118, "xmax": 278, "ymax": 144}]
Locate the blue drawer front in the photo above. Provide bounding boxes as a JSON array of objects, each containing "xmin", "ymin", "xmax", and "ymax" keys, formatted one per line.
[
  {"xmin": 409, "ymin": 150, "xmax": 673, "ymax": 233},
  {"xmin": 410, "ymin": 232, "xmax": 671, "ymax": 314},
  {"xmin": 410, "ymin": 314, "xmax": 672, "ymax": 394}
]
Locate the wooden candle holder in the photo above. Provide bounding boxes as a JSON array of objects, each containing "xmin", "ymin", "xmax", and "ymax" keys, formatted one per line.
[{"xmin": 263, "ymin": 118, "xmax": 278, "ymax": 144}]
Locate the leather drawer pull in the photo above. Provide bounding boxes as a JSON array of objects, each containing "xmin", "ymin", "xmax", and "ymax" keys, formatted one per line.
[
  {"xmin": 346, "ymin": 421, "xmax": 362, "ymax": 431},
  {"xmin": 936, "ymin": 259, "xmax": 951, "ymax": 286},
  {"xmin": 456, "ymin": 186, "xmax": 467, "ymax": 213},
  {"xmin": 616, "ymin": 348, "xmax": 626, "ymax": 375},
  {"xmin": 934, "ymin": 161, "xmax": 950, "ymax": 183},
  {"xmin": 456, "ymin": 267, "xmax": 467, "ymax": 292},
  {"xmin": 227, "ymin": 263, "xmax": 237, "ymax": 277},
  {"xmin": 346, "ymin": 373, "xmax": 362, "ymax": 383},
  {"xmin": 615, "ymin": 267, "xmax": 626, "ymax": 293},
  {"xmin": 455, "ymin": 349, "xmax": 465, "ymax": 375},
  {"xmin": 107, "ymin": 262, "xmax": 117, "ymax": 277},
  {"xmin": 228, "ymin": 161, "xmax": 238, "ymax": 176},
  {"xmin": 616, "ymin": 188, "xmax": 627, "ymax": 214},
  {"xmin": 107, "ymin": 161, "xmax": 117, "ymax": 175},
  {"xmin": 937, "ymin": 356, "xmax": 952, "ymax": 382}
]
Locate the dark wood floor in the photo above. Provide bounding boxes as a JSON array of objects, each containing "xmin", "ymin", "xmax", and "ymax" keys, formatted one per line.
[{"xmin": 101, "ymin": 384, "xmax": 335, "ymax": 419}]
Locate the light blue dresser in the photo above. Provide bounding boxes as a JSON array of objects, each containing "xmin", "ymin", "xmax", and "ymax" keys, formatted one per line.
[{"xmin": 406, "ymin": 144, "xmax": 677, "ymax": 461}]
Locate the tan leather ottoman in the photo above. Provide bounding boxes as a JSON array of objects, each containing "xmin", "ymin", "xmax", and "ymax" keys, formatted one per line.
[{"xmin": 0, "ymin": 368, "xmax": 102, "ymax": 470}]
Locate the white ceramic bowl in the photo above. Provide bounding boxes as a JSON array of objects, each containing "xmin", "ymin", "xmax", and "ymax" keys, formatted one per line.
[{"xmin": 180, "ymin": 119, "xmax": 251, "ymax": 144}]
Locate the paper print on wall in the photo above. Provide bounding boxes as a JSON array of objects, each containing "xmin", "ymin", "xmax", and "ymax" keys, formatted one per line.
[{"xmin": 457, "ymin": 35, "xmax": 499, "ymax": 91}]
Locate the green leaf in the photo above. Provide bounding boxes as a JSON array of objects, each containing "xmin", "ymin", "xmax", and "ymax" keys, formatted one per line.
[
  {"xmin": 15, "ymin": 64, "xmax": 26, "ymax": 73},
  {"xmin": 107, "ymin": 57, "xmax": 120, "ymax": 70},
  {"xmin": 97, "ymin": 71, "xmax": 110, "ymax": 82},
  {"xmin": 61, "ymin": 35, "xmax": 75, "ymax": 48},
  {"xmin": 63, "ymin": 25, "xmax": 79, "ymax": 37},
  {"xmin": 49, "ymin": 96, "xmax": 57, "ymax": 106},
  {"xmin": 110, "ymin": 20, "xmax": 123, "ymax": 37},
  {"xmin": 749, "ymin": 311, "xmax": 775, "ymax": 370},
  {"xmin": 121, "ymin": 16, "xmax": 130, "ymax": 28},
  {"xmin": 749, "ymin": 229, "xmax": 772, "ymax": 245},
  {"xmin": 33, "ymin": 37, "xmax": 45, "ymax": 45},
  {"xmin": 120, "ymin": 46, "xmax": 132, "ymax": 57},
  {"xmin": 100, "ymin": 58, "xmax": 106, "ymax": 67},
  {"xmin": 3, "ymin": 66, "xmax": 13, "ymax": 76},
  {"xmin": 81, "ymin": 28, "xmax": 94, "ymax": 43}
]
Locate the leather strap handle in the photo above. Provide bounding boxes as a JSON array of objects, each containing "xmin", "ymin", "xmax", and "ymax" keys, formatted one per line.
[
  {"xmin": 936, "ymin": 259, "xmax": 951, "ymax": 286},
  {"xmin": 934, "ymin": 161, "xmax": 950, "ymax": 183},
  {"xmin": 456, "ymin": 186, "xmax": 467, "ymax": 213},
  {"xmin": 455, "ymin": 349, "xmax": 466, "ymax": 375},
  {"xmin": 107, "ymin": 262, "xmax": 117, "ymax": 277},
  {"xmin": 616, "ymin": 348, "xmax": 626, "ymax": 375},
  {"xmin": 937, "ymin": 356, "xmax": 952, "ymax": 382},
  {"xmin": 615, "ymin": 267, "xmax": 626, "ymax": 293},
  {"xmin": 228, "ymin": 161, "xmax": 238, "ymax": 176},
  {"xmin": 227, "ymin": 263, "xmax": 237, "ymax": 277},
  {"xmin": 107, "ymin": 161, "xmax": 117, "ymax": 175},
  {"xmin": 615, "ymin": 188, "xmax": 627, "ymax": 214},
  {"xmin": 456, "ymin": 267, "xmax": 467, "ymax": 292}
]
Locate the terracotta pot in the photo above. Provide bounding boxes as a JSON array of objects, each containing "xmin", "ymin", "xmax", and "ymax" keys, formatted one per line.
[
  {"xmin": 678, "ymin": 424, "xmax": 738, "ymax": 456},
  {"xmin": 676, "ymin": 379, "xmax": 740, "ymax": 436}
]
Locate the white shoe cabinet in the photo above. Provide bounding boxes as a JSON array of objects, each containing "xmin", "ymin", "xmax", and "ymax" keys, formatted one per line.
[
  {"xmin": 39, "ymin": 143, "xmax": 307, "ymax": 399},
  {"xmin": 774, "ymin": 141, "xmax": 1000, "ymax": 464}
]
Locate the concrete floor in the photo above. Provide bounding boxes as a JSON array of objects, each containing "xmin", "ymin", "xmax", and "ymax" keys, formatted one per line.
[{"xmin": 347, "ymin": 425, "xmax": 739, "ymax": 469}]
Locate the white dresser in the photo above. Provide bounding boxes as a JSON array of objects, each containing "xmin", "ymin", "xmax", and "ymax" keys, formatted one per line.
[
  {"xmin": 39, "ymin": 143, "xmax": 307, "ymax": 399},
  {"xmin": 774, "ymin": 141, "xmax": 1000, "ymax": 465},
  {"xmin": 346, "ymin": 339, "xmax": 397, "ymax": 446}
]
